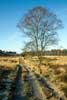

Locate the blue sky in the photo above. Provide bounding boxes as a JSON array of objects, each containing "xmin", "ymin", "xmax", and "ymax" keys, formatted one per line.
[{"xmin": 0, "ymin": 0, "xmax": 67, "ymax": 53}]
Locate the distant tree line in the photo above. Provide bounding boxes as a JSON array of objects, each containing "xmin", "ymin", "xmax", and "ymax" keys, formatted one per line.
[
  {"xmin": 0, "ymin": 50, "xmax": 17, "ymax": 56},
  {"xmin": 21, "ymin": 49, "xmax": 67, "ymax": 56}
]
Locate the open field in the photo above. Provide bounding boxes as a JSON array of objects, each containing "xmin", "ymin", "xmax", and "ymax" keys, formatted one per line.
[
  {"xmin": 0, "ymin": 56, "xmax": 19, "ymax": 69},
  {"xmin": 24, "ymin": 56, "xmax": 67, "ymax": 99},
  {"xmin": 0, "ymin": 56, "xmax": 67, "ymax": 100}
]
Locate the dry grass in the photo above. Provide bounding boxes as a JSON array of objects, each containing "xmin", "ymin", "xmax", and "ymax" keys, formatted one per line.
[
  {"xmin": 24, "ymin": 56, "xmax": 67, "ymax": 98},
  {"xmin": 0, "ymin": 56, "xmax": 67, "ymax": 98},
  {"xmin": 0, "ymin": 56, "xmax": 19, "ymax": 69}
]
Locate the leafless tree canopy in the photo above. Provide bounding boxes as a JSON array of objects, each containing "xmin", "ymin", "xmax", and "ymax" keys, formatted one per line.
[{"xmin": 18, "ymin": 6, "xmax": 62, "ymax": 53}]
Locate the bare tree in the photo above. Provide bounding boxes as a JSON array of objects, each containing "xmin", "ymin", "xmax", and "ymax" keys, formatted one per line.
[{"xmin": 18, "ymin": 6, "xmax": 62, "ymax": 67}]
